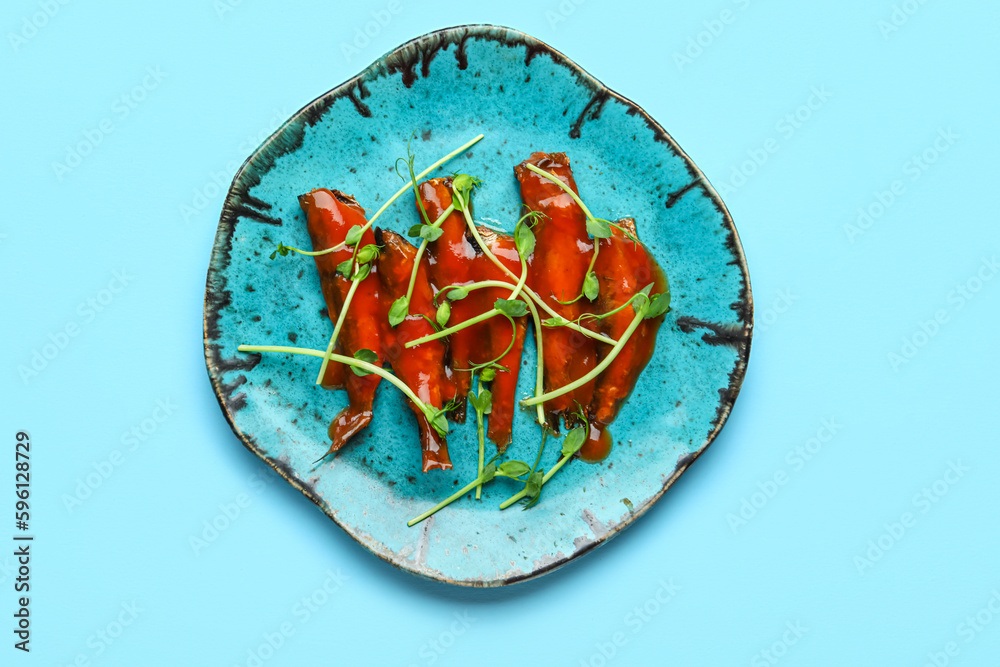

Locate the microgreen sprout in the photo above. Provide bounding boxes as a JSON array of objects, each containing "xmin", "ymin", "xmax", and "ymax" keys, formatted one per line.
[
  {"xmin": 407, "ymin": 453, "xmax": 531, "ymax": 527},
  {"xmin": 314, "ymin": 235, "xmax": 381, "ymax": 385},
  {"xmin": 268, "ymin": 134, "xmax": 484, "ymax": 259},
  {"xmin": 468, "ymin": 378, "xmax": 492, "ymax": 499},
  {"xmin": 236, "ymin": 345, "xmax": 449, "ymax": 443},
  {"xmin": 499, "ymin": 425, "xmax": 586, "ymax": 510},
  {"xmin": 452, "ymin": 189, "xmax": 617, "ymax": 346},
  {"xmin": 522, "ymin": 283, "xmax": 670, "ymax": 408}
]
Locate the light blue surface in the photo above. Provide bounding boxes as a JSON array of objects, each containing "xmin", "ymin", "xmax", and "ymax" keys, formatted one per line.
[{"xmin": 1, "ymin": 0, "xmax": 997, "ymax": 664}]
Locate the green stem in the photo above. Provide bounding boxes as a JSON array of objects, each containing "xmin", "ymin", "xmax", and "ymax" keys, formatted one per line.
[
  {"xmin": 522, "ymin": 306, "xmax": 646, "ymax": 407},
  {"xmin": 524, "ymin": 162, "xmax": 599, "ymax": 222},
  {"xmin": 499, "ymin": 447, "xmax": 572, "ymax": 510},
  {"xmin": 405, "ymin": 204, "xmax": 455, "ymax": 305},
  {"xmin": 314, "ymin": 277, "xmax": 361, "ymax": 385},
  {"xmin": 524, "ymin": 162, "xmax": 604, "ymax": 302},
  {"xmin": 286, "ymin": 135, "xmax": 483, "ymax": 258},
  {"xmin": 239, "ymin": 344, "xmax": 436, "ymax": 422},
  {"xmin": 456, "ymin": 200, "xmax": 616, "ymax": 346},
  {"xmin": 475, "ymin": 379, "xmax": 485, "ymax": 501},
  {"xmin": 408, "ymin": 279, "xmax": 548, "ymax": 424},
  {"xmin": 408, "ymin": 475, "xmax": 485, "ymax": 527},
  {"xmin": 568, "ymin": 292, "xmax": 645, "ymax": 329}
]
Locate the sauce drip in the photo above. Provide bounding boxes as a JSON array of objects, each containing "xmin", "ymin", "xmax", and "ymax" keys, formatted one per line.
[{"xmin": 579, "ymin": 422, "xmax": 613, "ymax": 463}]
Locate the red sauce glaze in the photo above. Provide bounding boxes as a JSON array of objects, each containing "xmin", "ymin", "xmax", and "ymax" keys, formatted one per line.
[
  {"xmin": 476, "ymin": 227, "xmax": 527, "ymax": 450},
  {"xmin": 298, "ymin": 189, "xmax": 382, "ymax": 458},
  {"xmin": 587, "ymin": 217, "xmax": 667, "ymax": 461},
  {"xmin": 419, "ymin": 179, "xmax": 527, "ymax": 450},
  {"xmin": 579, "ymin": 421, "xmax": 614, "ymax": 463},
  {"xmin": 418, "ymin": 178, "xmax": 483, "ymax": 423},
  {"xmin": 377, "ymin": 230, "xmax": 454, "ymax": 472},
  {"xmin": 514, "ymin": 152, "xmax": 597, "ymax": 428}
]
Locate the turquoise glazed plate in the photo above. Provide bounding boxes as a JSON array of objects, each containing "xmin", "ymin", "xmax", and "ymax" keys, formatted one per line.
[{"xmin": 204, "ymin": 25, "xmax": 752, "ymax": 587}]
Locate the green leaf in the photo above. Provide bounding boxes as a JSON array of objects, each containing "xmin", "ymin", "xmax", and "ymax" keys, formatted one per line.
[
  {"xmin": 344, "ymin": 225, "xmax": 363, "ymax": 246},
  {"xmin": 435, "ymin": 301, "xmax": 451, "ymax": 328},
  {"xmin": 522, "ymin": 470, "xmax": 544, "ymax": 509},
  {"xmin": 479, "ymin": 366, "xmax": 497, "ymax": 382},
  {"xmin": 352, "ymin": 263, "xmax": 371, "ymax": 281},
  {"xmin": 583, "ymin": 271, "xmax": 599, "ymax": 301},
  {"xmin": 477, "ymin": 388, "xmax": 492, "ymax": 415},
  {"xmin": 495, "ymin": 298, "xmax": 528, "ymax": 318},
  {"xmin": 561, "ymin": 427, "xmax": 587, "ymax": 457},
  {"xmin": 480, "ymin": 461, "xmax": 497, "ymax": 484},
  {"xmin": 632, "ymin": 283, "xmax": 654, "ymax": 314},
  {"xmin": 644, "ymin": 291, "xmax": 672, "ymax": 319},
  {"xmin": 447, "ymin": 286, "xmax": 469, "ymax": 301},
  {"xmin": 336, "ymin": 259, "xmax": 354, "ymax": 278},
  {"xmin": 543, "ymin": 316, "xmax": 569, "ymax": 327},
  {"xmin": 350, "ymin": 349, "xmax": 379, "ymax": 376},
  {"xmin": 467, "ymin": 391, "xmax": 482, "ymax": 414},
  {"xmin": 586, "ymin": 218, "xmax": 612, "ymax": 239},
  {"xmin": 407, "ymin": 224, "xmax": 424, "ymax": 238},
  {"xmin": 388, "ymin": 296, "xmax": 409, "ymax": 327},
  {"xmin": 451, "ymin": 174, "xmax": 479, "ymax": 212},
  {"xmin": 354, "ymin": 243, "xmax": 378, "ymax": 265},
  {"xmin": 515, "ymin": 222, "xmax": 536, "ymax": 257},
  {"xmin": 419, "ymin": 225, "xmax": 444, "ymax": 242},
  {"xmin": 269, "ymin": 251, "xmax": 277, "ymax": 260},
  {"xmin": 497, "ymin": 460, "xmax": 531, "ymax": 478},
  {"xmin": 431, "ymin": 411, "xmax": 449, "ymax": 437}
]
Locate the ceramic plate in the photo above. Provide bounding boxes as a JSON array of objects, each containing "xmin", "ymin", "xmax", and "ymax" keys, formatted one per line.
[{"xmin": 203, "ymin": 24, "xmax": 752, "ymax": 587}]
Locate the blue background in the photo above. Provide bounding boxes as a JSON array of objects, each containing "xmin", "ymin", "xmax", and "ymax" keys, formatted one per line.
[{"xmin": 1, "ymin": 0, "xmax": 997, "ymax": 665}]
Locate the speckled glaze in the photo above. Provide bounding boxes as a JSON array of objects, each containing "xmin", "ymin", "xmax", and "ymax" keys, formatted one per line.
[{"xmin": 203, "ymin": 25, "xmax": 752, "ymax": 587}]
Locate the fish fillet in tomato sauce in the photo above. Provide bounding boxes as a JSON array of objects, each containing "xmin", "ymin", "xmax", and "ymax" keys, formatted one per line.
[
  {"xmin": 514, "ymin": 152, "xmax": 597, "ymax": 428},
  {"xmin": 377, "ymin": 229, "xmax": 454, "ymax": 472},
  {"xmin": 298, "ymin": 189, "xmax": 383, "ymax": 459},
  {"xmin": 475, "ymin": 226, "xmax": 528, "ymax": 449},
  {"xmin": 584, "ymin": 217, "xmax": 667, "ymax": 462},
  {"xmin": 418, "ymin": 178, "xmax": 526, "ymax": 449},
  {"xmin": 417, "ymin": 177, "xmax": 484, "ymax": 423}
]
